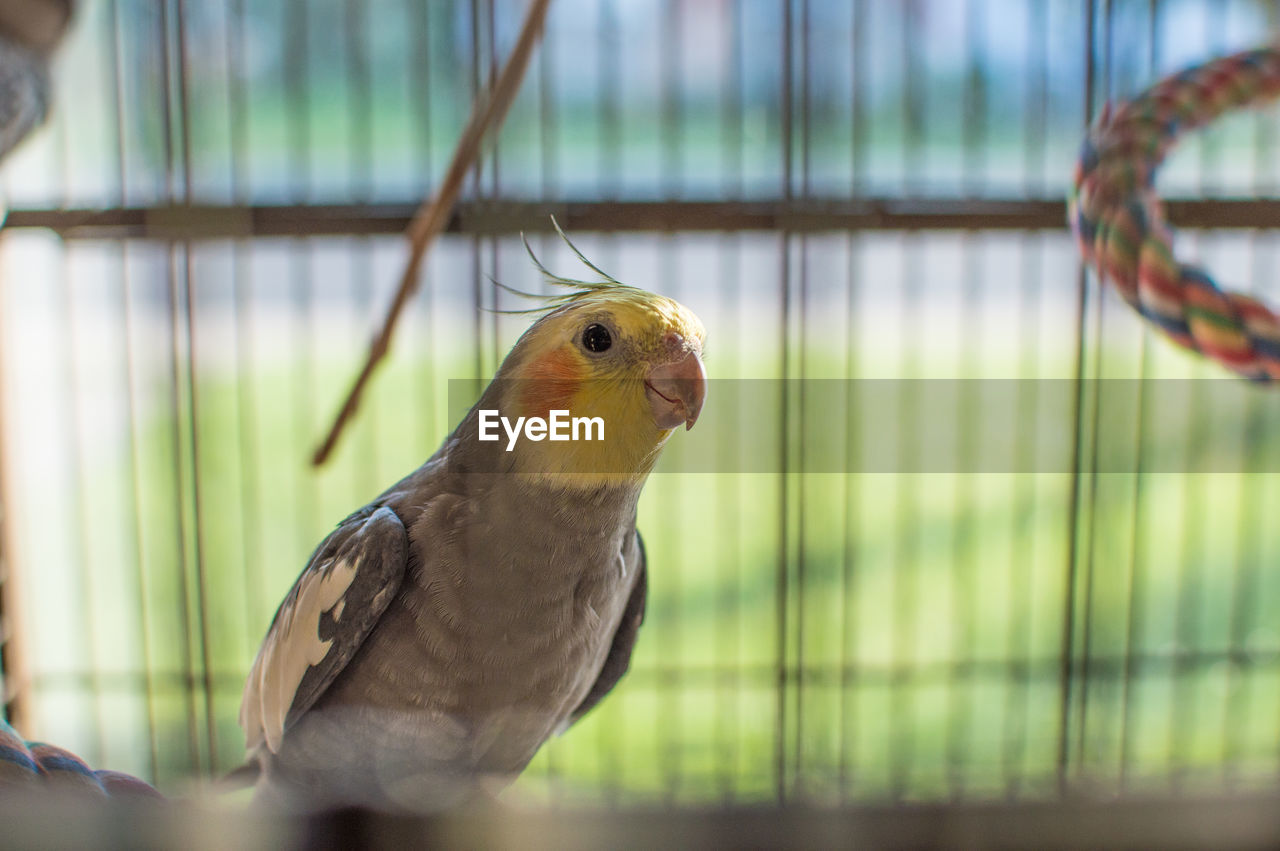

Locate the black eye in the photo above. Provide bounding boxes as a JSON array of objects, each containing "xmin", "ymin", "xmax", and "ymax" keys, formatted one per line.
[{"xmin": 581, "ymin": 323, "xmax": 612, "ymax": 353}]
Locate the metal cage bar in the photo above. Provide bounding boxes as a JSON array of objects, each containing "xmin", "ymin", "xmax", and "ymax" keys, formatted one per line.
[{"xmin": 1, "ymin": 0, "xmax": 1280, "ymax": 807}]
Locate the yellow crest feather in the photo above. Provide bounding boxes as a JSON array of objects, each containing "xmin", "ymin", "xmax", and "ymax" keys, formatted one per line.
[{"xmin": 496, "ymin": 217, "xmax": 648, "ymax": 315}]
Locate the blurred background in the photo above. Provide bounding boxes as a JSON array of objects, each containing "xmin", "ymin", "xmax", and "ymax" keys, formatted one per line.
[{"xmin": 1, "ymin": 0, "xmax": 1280, "ymax": 809}]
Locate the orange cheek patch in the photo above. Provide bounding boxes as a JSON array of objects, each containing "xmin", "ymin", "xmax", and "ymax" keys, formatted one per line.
[{"xmin": 517, "ymin": 349, "xmax": 582, "ymax": 419}]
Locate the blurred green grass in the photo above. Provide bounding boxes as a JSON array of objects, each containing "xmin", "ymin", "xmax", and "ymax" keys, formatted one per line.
[{"xmin": 45, "ymin": 346, "xmax": 1274, "ymax": 800}]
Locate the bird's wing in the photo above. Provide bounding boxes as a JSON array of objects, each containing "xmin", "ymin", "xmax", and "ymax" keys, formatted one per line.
[
  {"xmin": 565, "ymin": 531, "xmax": 648, "ymax": 727},
  {"xmin": 239, "ymin": 504, "xmax": 409, "ymax": 753}
]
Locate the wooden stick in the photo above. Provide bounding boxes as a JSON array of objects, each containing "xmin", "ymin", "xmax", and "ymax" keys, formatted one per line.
[{"xmin": 312, "ymin": 0, "xmax": 552, "ymax": 466}]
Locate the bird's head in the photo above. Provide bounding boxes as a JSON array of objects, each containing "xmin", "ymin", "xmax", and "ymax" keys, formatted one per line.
[{"xmin": 476, "ymin": 230, "xmax": 706, "ymax": 487}]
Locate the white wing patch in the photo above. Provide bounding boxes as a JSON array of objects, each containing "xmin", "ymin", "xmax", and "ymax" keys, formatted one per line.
[{"xmin": 239, "ymin": 557, "xmax": 359, "ymax": 753}]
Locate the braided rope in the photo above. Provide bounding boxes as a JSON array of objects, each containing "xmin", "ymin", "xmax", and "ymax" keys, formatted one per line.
[
  {"xmin": 0, "ymin": 717, "xmax": 160, "ymax": 799},
  {"xmin": 1069, "ymin": 46, "xmax": 1280, "ymax": 379}
]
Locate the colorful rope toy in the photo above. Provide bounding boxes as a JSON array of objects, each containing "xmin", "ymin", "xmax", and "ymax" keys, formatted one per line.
[
  {"xmin": 0, "ymin": 717, "xmax": 161, "ymax": 799},
  {"xmin": 1070, "ymin": 46, "xmax": 1280, "ymax": 379}
]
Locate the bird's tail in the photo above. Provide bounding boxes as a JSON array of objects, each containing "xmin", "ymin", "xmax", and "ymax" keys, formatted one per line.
[{"xmin": 215, "ymin": 759, "xmax": 260, "ymax": 793}]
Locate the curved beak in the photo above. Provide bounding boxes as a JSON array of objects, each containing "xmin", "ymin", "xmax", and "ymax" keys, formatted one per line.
[{"xmin": 645, "ymin": 349, "xmax": 706, "ymax": 431}]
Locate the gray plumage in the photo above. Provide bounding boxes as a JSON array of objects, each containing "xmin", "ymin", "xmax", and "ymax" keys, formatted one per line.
[
  {"xmin": 0, "ymin": 36, "xmax": 49, "ymax": 163},
  {"xmin": 243, "ymin": 418, "xmax": 647, "ymax": 808},
  {"xmin": 241, "ymin": 270, "xmax": 705, "ymax": 811},
  {"xmin": 0, "ymin": 0, "xmax": 69, "ymax": 166}
]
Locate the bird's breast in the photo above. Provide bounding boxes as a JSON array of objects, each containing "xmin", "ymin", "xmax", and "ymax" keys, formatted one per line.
[{"xmin": 326, "ymin": 502, "xmax": 637, "ymax": 776}]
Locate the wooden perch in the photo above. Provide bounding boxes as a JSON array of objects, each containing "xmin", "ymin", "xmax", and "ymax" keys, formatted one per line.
[{"xmin": 312, "ymin": 0, "xmax": 553, "ymax": 466}]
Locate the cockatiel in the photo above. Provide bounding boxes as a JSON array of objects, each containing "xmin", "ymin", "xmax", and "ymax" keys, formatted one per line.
[
  {"xmin": 0, "ymin": 0, "xmax": 71, "ymax": 162},
  {"xmin": 239, "ymin": 235, "xmax": 706, "ymax": 809}
]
